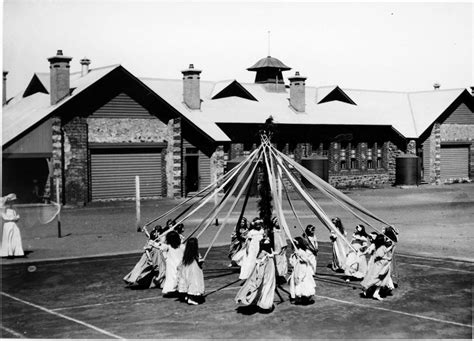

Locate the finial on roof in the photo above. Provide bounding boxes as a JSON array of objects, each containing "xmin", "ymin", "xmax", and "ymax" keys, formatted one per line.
[
  {"xmin": 57, "ymin": 50, "xmax": 63, "ymax": 56},
  {"xmin": 267, "ymin": 30, "xmax": 271, "ymax": 57},
  {"xmin": 433, "ymin": 82, "xmax": 441, "ymax": 90}
]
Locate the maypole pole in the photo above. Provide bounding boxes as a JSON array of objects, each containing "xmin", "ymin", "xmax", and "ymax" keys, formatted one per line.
[{"xmin": 258, "ymin": 116, "xmax": 276, "ymax": 249}]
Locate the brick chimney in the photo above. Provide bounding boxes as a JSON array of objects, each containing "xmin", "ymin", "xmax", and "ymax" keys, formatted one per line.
[
  {"xmin": 80, "ymin": 57, "xmax": 91, "ymax": 77},
  {"xmin": 47, "ymin": 50, "xmax": 72, "ymax": 105},
  {"xmin": 288, "ymin": 71, "xmax": 307, "ymax": 112},
  {"xmin": 3, "ymin": 71, "xmax": 8, "ymax": 106},
  {"xmin": 181, "ymin": 64, "xmax": 201, "ymax": 110},
  {"xmin": 433, "ymin": 82, "xmax": 441, "ymax": 90}
]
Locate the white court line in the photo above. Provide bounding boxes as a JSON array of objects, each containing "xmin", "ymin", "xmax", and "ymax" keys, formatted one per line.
[
  {"xmin": 315, "ymin": 294, "xmax": 472, "ymax": 329},
  {"xmin": 52, "ymin": 296, "xmax": 160, "ymax": 311},
  {"xmin": 1, "ymin": 292, "xmax": 124, "ymax": 339},
  {"xmin": 1, "ymin": 325, "xmax": 25, "ymax": 338},
  {"xmin": 316, "ymin": 251, "xmax": 473, "ymax": 273},
  {"xmin": 407, "ymin": 263, "xmax": 474, "ymax": 274}
]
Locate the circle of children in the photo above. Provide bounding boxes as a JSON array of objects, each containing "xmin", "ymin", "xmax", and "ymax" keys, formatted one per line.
[{"xmin": 123, "ymin": 213, "xmax": 398, "ymax": 311}]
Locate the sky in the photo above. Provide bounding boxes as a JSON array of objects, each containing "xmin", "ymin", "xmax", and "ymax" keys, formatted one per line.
[{"xmin": 2, "ymin": 0, "xmax": 473, "ymax": 99}]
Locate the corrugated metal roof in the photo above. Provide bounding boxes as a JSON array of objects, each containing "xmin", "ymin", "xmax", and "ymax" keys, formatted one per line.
[
  {"xmin": 143, "ymin": 77, "xmax": 466, "ymax": 140},
  {"xmin": 2, "ymin": 65, "xmax": 120, "ymax": 146},
  {"xmin": 247, "ymin": 56, "xmax": 291, "ymax": 71},
  {"xmin": 4, "ymin": 62, "xmax": 467, "ymax": 147}
]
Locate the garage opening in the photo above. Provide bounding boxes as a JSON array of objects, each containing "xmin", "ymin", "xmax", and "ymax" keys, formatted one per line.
[{"xmin": 90, "ymin": 145, "xmax": 165, "ymax": 201}]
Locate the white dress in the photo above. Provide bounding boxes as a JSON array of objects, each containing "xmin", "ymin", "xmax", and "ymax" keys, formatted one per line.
[
  {"xmin": 159, "ymin": 244, "xmax": 185, "ymax": 294},
  {"xmin": 1, "ymin": 208, "xmax": 24, "ymax": 257},
  {"xmin": 289, "ymin": 249, "xmax": 316, "ymax": 299},
  {"xmin": 239, "ymin": 229, "xmax": 264, "ymax": 280}
]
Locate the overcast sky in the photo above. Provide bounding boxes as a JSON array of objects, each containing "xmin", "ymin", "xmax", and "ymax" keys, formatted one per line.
[{"xmin": 2, "ymin": 0, "xmax": 473, "ymax": 98}]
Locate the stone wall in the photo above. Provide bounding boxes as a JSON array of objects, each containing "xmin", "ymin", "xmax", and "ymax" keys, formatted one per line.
[
  {"xmin": 167, "ymin": 118, "xmax": 182, "ymax": 198},
  {"xmin": 63, "ymin": 116, "xmax": 88, "ymax": 205},
  {"xmin": 329, "ymin": 172, "xmax": 390, "ymax": 188},
  {"xmin": 88, "ymin": 118, "xmax": 168, "ymax": 143}
]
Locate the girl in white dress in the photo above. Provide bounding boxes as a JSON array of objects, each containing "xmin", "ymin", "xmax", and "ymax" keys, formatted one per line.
[
  {"xmin": 235, "ymin": 238, "xmax": 276, "ymax": 312},
  {"xmin": 330, "ymin": 217, "xmax": 348, "ymax": 272},
  {"xmin": 177, "ymin": 237, "xmax": 205, "ymax": 305},
  {"xmin": 344, "ymin": 224, "xmax": 370, "ymax": 280},
  {"xmin": 154, "ymin": 231, "xmax": 184, "ymax": 297},
  {"xmin": 288, "ymin": 237, "xmax": 316, "ymax": 305},
  {"xmin": 1, "ymin": 194, "xmax": 24, "ymax": 258},
  {"xmin": 239, "ymin": 219, "xmax": 264, "ymax": 280}
]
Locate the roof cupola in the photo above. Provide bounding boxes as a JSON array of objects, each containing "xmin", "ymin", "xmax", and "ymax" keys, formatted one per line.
[{"xmin": 247, "ymin": 56, "xmax": 291, "ymax": 92}]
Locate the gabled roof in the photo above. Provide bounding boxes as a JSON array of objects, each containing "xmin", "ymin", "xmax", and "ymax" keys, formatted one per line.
[
  {"xmin": 23, "ymin": 73, "xmax": 49, "ymax": 97},
  {"xmin": 211, "ymin": 80, "xmax": 258, "ymax": 101},
  {"xmin": 143, "ymin": 77, "xmax": 469, "ymax": 141},
  {"xmin": 5, "ymin": 60, "xmax": 471, "ymax": 147},
  {"xmin": 3, "ymin": 65, "xmax": 120, "ymax": 146}
]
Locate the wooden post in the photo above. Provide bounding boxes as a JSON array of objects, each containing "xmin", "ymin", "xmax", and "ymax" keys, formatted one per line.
[
  {"xmin": 56, "ymin": 178, "xmax": 61, "ymax": 238},
  {"xmin": 136, "ymin": 176, "xmax": 141, "ymax": 231}
]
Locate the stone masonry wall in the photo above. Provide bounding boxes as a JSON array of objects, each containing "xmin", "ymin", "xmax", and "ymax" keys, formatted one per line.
[
  {"xmin": 63, "ymin": 116, "xmax": 88, "ymax": 205},
  {"xmin": 88, "ymin": 118, "xmax": 168, "ymax": 143},
  {"xmin": 50, "ymin": 116, "xmax": 63, "ymax": 203},
  {"xmin": 166, "ymin": 118, "xmax": 182, "ymax": 198}
]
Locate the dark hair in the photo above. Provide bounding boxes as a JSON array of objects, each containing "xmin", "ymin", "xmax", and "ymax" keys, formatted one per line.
[
  {"xmin": 149, "ymin": 225, "xmax": 162, "ymax": 241},
  {"xmin": 331, "ymin": 217, "xmax": 345, "ymax": 234},
  {"xmin": 166, "ymin": 231, "xmax": 181, "ymax": 249},
  {"xmin": 383, "ymin": 226, "xmax": 398, "ymax": 243},
  {"xmin": 305, "ymin": 224, "xmax": 315, "ymax": 236},
  {"xmin": 374, "ymin": 234, "xmax": 386, "ymax": 249},
  {"xmin": 294, "ymin": 236, "xmax": 308, "ymax": 251},
  {"xmin": 174, "ymin": 223, "xmax": 184, "ymax": 234},
  {"xmin": 259, "ymin": 238, "xmax": 272, "ymax": 254},
  {"xmin": 354, "ymin": 224, "xmax": 369, "ymax": 239},
  {"xmin": 182, "ymin": 237, "xmax": 199, "ymax": 266}
]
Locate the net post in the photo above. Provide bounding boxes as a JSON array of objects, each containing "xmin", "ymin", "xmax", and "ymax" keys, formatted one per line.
[
  {"xmin": 56, "ymin": 178, "xmax": 62, "ymax": 238},
  {"xmin": 136, "ymin": 176, "xmax": 141, "ymax": 232}
]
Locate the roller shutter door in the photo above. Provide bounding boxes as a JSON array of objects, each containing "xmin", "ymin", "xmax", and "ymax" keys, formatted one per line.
[
  {"xmin": 440, "ymin": 146, "xmax": 469, "ymax": 181},
  {"xmin": 198, "ymin": 151, "xmax": 211, "ymax": 190},
  {"xmin": 91, "ymin": 150, "xmax": 162, "ymax": 200}
]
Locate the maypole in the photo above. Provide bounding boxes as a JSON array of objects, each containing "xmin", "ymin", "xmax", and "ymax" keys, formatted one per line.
[{"xmin": 257, "ymin": 116, "xmax": 276, "ymax": 249}]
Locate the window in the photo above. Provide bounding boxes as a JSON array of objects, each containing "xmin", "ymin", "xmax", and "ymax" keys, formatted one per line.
[
  {"xmin": 340, "ymin": 147, "xmax": 347, "ymax": 170},
  {"xmin": 376, "ymin": 148, "xmax": 382, "ymax": 168},
  {"xmin": 350, "ymin": 149, "xmax": 358, "ymax": 169},
  {"xmin": 367, "ymin": 148, "xmax": 374, "ymax": 169}
]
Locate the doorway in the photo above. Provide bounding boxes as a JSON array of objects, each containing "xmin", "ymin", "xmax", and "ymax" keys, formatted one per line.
[{"xmin": 184, "ymin": 155, "xmax": 199, "ymax": 195}]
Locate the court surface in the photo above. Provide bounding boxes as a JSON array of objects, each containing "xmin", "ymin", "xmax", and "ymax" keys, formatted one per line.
[{"xmin": 1, "ymin": 243, "xmax": 472, "ymax": 339}]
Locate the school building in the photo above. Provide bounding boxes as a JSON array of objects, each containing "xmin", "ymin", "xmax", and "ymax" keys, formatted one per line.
[{"xmin": 2, "ymin": 50, "xmax": 473, "ymax": 205}]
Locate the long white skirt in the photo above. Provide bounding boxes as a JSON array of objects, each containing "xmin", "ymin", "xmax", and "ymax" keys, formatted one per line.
[{"xmin": 1, "ymin": 221, "xmax": 24, "ymax": 257}]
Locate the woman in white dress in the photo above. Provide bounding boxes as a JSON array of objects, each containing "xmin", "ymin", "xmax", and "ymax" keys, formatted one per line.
[
  {"xmin": 1, "ymin": 193, "xmax": 24, "ymax": 258},
  {"xmin": 177, "ymin": 237, "xmax": 205, "ymax": 305}
]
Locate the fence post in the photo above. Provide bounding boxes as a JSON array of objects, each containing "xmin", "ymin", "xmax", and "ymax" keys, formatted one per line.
[
  {"xmin": 56, "ymin": 178, "xmax": 62, "ymax": 238},
  {"xmin": 136, "ymin": 176, "xmax": 141, "ymax": 231}
]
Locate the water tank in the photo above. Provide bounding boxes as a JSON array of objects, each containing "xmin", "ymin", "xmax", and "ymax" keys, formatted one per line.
[
  {"xmin": 301, "ymin": 156, "xmax": 329, "ymax": 187},
  {"xmin": 225, "ymin": 156, "xmax": 259, "ymax": 196},
  {"xmin": 395, "ymin": 154, "xmax": 421, "ymax": 186}
]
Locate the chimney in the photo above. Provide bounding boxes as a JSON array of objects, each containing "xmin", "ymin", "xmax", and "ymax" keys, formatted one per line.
[
  {"xmin": 80, "ymin": 57, "xmax": 91, "ymax": 77},
  {"xmin": 47, "ymin": 49, "xmax": 72, "ymax": 105},
  {"xmin": 181, "ymin": 64, "xmax": 202, "ymax": 110},
  {"xmin": 433, "ymin": 82, "xmax": 441, "ymax": 90},
  {"xmin": 288, "ymin": 71, "xmax": 307, "ymax": 112},
  {"xmin": 3, "ymin": 71, "xmax": 8, "ymax": 106},
  {"xmin": 470, "ymin": 86, "xmax": 474, "ymax": 96}
]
